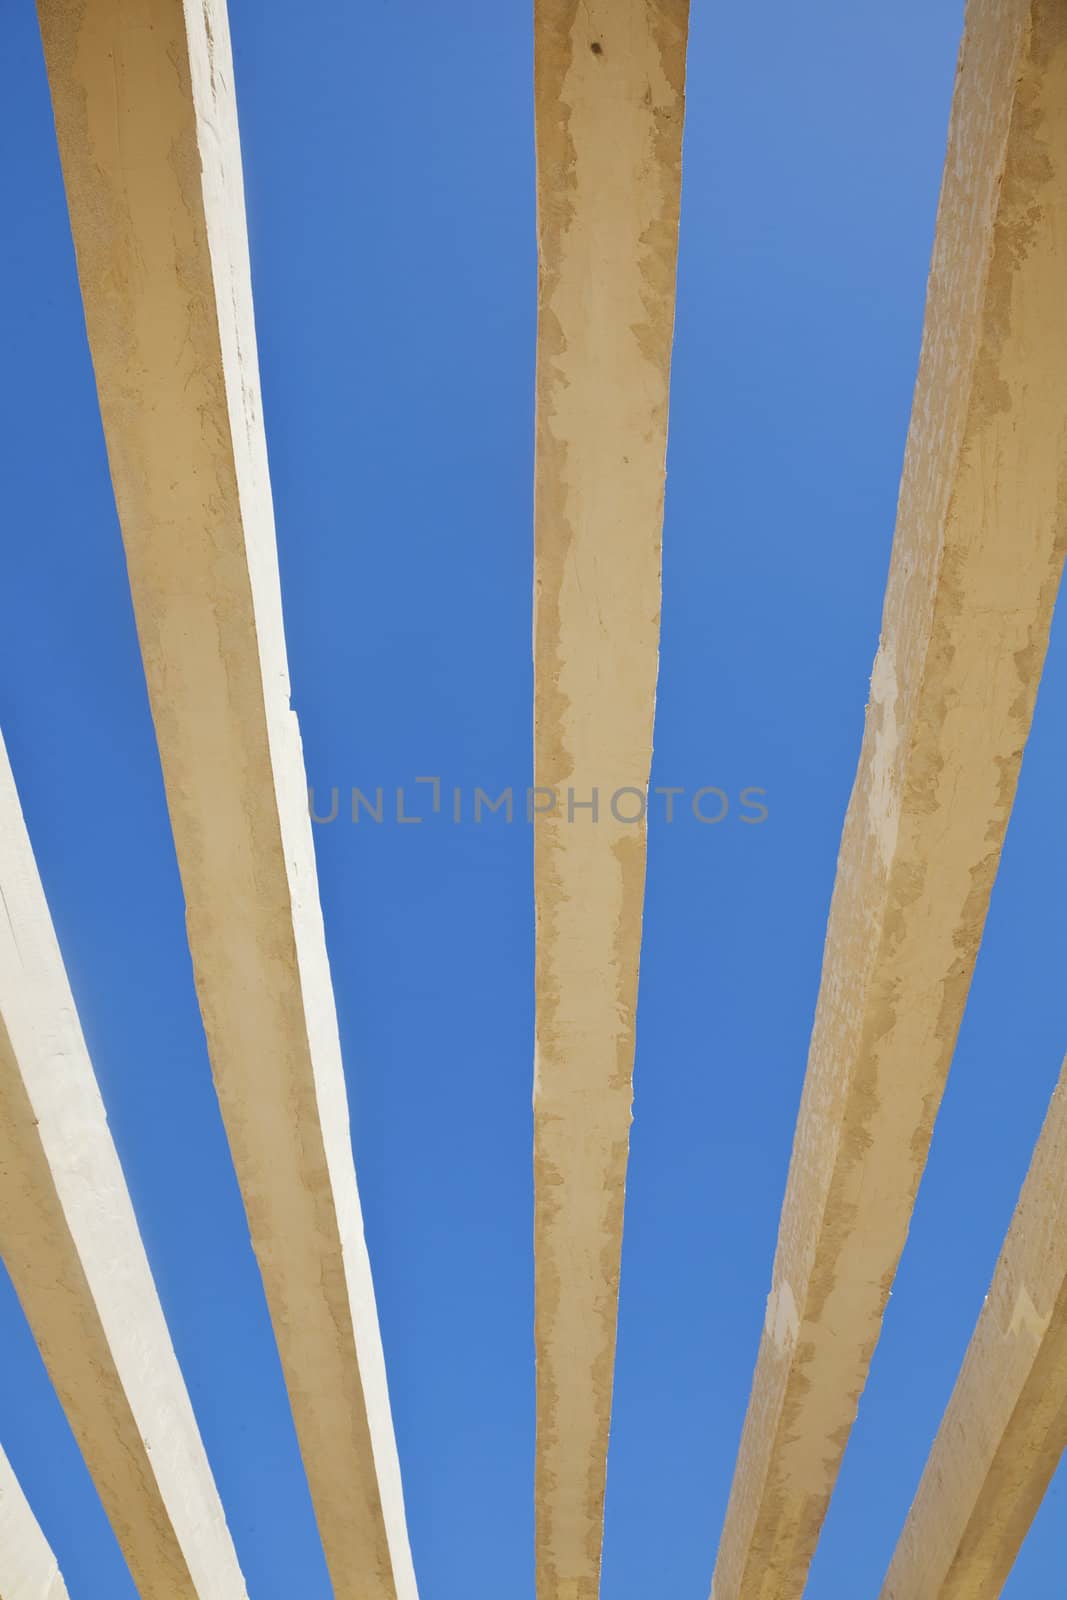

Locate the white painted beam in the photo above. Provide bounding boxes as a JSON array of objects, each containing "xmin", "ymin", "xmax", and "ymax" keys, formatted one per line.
[
  {"xmin": 34, "ymin": 2, "xmax": 416, "ymax": 1593},
  {"xmin": 0, "ymin": 1445, "xmax": 69, "ymax": 1600},
  {"xmin": 533, "ymin": 4, "xmax": 689, "ymax": 1594},
  {"xmin": 711, "ymin": 5, "xmax": 1067, "ymax": 1596},
  {"xmin": 881, "ymin": 1058, "xmax": 1067, "ymax": 1599},
  {"xmin": 0, "ymin": 732, "xmax": 246, "ymax": 1599}
]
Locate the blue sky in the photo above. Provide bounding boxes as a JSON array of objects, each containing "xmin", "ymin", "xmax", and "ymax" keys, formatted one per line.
[{"xmin": 2, "ymin": 1, "xmax": 1067, "ymax": 1595}]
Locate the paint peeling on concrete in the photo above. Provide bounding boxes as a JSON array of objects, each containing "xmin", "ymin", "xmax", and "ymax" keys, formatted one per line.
[
  {"xmin": 1007, "ymin": 1284, "xmax": 1051, "ymax": 1345},
  {"xmin": 35, "ymin": 1, "xmax": 416, "ymax": 1593},
  {"xmin": 866, "ymin": 647, "xmax": 901, "ymax": 872},
  {"xmin": 532, "ymin": 3, "xmax": 689, "ymax": 1596},
  {"xmin": 765, "ymin": 1282, "xmax": 801, "ymax": 1354},
  {"xmin": 712, "ymin": 3, "xmax": 1067, "ymax": 1595}
]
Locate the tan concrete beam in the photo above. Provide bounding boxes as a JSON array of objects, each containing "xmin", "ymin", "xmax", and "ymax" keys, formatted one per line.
[
  {"xmin": 0, "ymin": 1446, "xmax": 70, "ymax": 1600},
  {"xmin": 710, "ymin": 6, "xmax": 1067, "ymax": 1597},
  {"xmin": 0, "ymin": 732, "xmax": 246, "ymax": 1599},
  {"xmin": 880, "ymin": 1058, "xmax": 1067, "ymax": 1599},
  {"xmin": 533, "ymin": 4, "xmax": 688, "ymax": 1595},
  {"xmin": 35, "ymin": 2, "xmax": 416, "ymax": 1595}
]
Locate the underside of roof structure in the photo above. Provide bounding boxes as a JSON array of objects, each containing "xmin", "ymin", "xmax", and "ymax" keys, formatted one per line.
[
  {"xmin": 2, "ymin": 0, "xmax": 1067, "ymax": 1596},
  {"xmin": 881, "ymin": 1056, "xmax": 1067, "ymax": 1599},
  {"xmin": 532, "ymin": 3, "xmax": 688, "ymax": 1594},
  {"xmin": 0, "ymin": 731, "xmax": 247, "ymax": 1598},
  {"xmin": 35, "ymin": 0, "xmax": 416, "ymax": 1593},
  {"xmin": 712, "ymin": 1, "xmax": 1067, "ymax": 1592}
]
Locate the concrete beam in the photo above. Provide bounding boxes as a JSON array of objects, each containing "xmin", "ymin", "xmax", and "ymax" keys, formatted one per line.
[
  {"xmin": 0, "ymin": 732, "xmax": 246, "ymax": 1599},
  {"xmin": 0, "ymin": 1445, "xmax": 69, "ymax": 1600},
  {"xmin": 881, "ymin": 1059, "xmax": 1067, "ymax": 1599},
  {"xmin": 711, "ymin": 6, "xmax": 1067, "ymax": 1596},
  {"xmin": 35, "ymin": 2, "xmax": 416, "ymax": 1594},
  {"xmin": 533, "ymin": 4, "xmax": 688, "ymax": 1594}
]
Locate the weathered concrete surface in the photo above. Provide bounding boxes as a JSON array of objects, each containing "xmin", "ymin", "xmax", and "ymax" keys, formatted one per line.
[
  {"xmin": 881, "ymin": 1060, "xmax": 1067, "ymax": 1599},
  {"xmin": 0, "ymin": 1446, "xmax": 70, "ymax": 1600},
  {"xmin": 36, "ymin": 2, "xmax": 416, "ymax": 1594},
  {"xmin": 711, "ymin": 7, "xmax": 1067, "ymax": 1597},
  {"xmin": 0, "ymin": 732, "xmax": 246, "ymax": 1599},
  {"xmin": 533, "ymin": 4, "xmax": 688, "ymax": 1595}
]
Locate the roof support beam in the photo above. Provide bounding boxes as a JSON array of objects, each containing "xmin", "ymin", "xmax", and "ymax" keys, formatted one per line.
[
  {"xmin": 0, "ymin": 1444, "xmax": 70, "ymax": 1600},
  {"xmin": 711, "ymin": 5, "xmax": 1067, "ymax": 1595},
  {"xmin": 532, "ymin": 5, "xmax": 688, "ymax": 1594},
  {"xmin": 35, "ymin": 2, "xmax": 416, "ymax": 1593},
  {"xmin": 0, "ymin": 733, "xmax": 246, "ymax": 1599},
  {"xmin": 881, "ymin": 1057, "xmax": 1067, "ymax": 1599}
]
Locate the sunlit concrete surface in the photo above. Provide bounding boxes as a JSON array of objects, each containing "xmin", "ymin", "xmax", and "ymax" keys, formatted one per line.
[
  {"xmin": 35, "ymin": 0, "xmax": 417, "ymax": 1593},
  {"xmin": 0, "ymin": 731, "xmax": 246, "ymax": 1599},
  {"xmin": 532, "ymin": 3, "xmax": 689, "ymax": 1594},
  {"xmin": 881, "ymin": 1059, "xmax": 1067, "ymax": 1599},
  {"xmin": 0, "ymin": 1445, "xmax": 69, "ymax": 1600},
  {"xmin": 711, "ymin": 3, "xmax": 1067, "ymax": 1595}
]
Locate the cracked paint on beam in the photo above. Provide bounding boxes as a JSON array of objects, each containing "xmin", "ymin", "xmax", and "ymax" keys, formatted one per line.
[
  {"xmin": 711, "ymin": 6, "xmax": 1067, "ymax": 1597},
  {"xmin": 0, "ymin": 1445, "xmax": 70, "ymax": 1600},
  {"xmin": 35, "ymin": 2, "xmax": 417, "ymax": 1594},
  {"xmin": 0, "ymin": 733, "xmax": 245, "ymax": 1600},
  {"xmin": 533, "ymin": 4, "xmax": 688, "ymax": 1595},
  {"xmin": 881, "ymin": 1059, "xmax": 1067, "ymax": 1599}
]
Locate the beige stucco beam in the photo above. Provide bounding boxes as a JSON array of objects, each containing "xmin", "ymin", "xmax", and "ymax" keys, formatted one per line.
[
  {"xmin": 0, "ymin": 732, "xmax": 246, "ymax": 1599},
  {"xmin": 35, "ymin": 2, "xmax": 416, "ymax": 1594},
  {"xmin": 533, "ymin": 4, "xmax": 689, "ymax": 1596},
  {"xmin": 880, "ymin": 1058, "xmax": 1067, "ymax": 1599},
  {"xmin": 0, "ymin": 1445, "xmax": 70, "ymax": 1600},
  {"xmin": 711, "ymin": 4, "xmax": 1067, "ymax": 1597}
]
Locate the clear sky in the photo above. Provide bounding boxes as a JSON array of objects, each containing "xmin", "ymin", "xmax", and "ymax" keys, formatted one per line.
[{"xmin": 2, "ymin": 1, "xmax": 1067, "ymax": 1596}]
